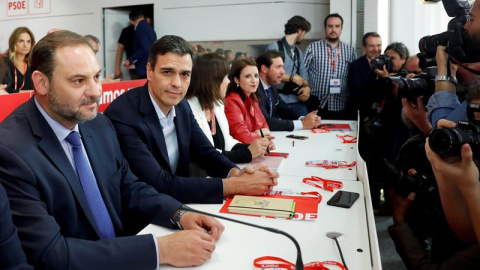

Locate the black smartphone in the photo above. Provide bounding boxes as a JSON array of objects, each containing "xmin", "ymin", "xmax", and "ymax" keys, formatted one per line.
[
  {"xmin": 327, "ymin": 191, "xmax": 360, "ymax": 208},
  {"xmin": 286, "ymin": 135, "xmax": 309, "ymax": 140}
]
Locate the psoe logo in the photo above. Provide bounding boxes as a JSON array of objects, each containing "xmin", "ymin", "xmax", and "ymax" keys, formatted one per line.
[{"xmin": 33, "ymin": 0, "xmax": 43, "ymax": 8}]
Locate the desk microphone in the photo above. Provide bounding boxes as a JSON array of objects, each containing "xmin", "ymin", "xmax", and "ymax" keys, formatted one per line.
[{"xmin": 181, "ymin": 205, "xmax": 304, "ymax": 270}]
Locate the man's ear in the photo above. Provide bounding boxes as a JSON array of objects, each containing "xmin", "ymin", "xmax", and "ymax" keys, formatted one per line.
[
  {"xmin": 31, "ymin": 71, "xmax": 49, "ymax": 96},
  {"xmin": 261, "ymin": 64, "xmax": 269, "ymax": 74},
  {"xmin": 146, "ymin": 62, "xmax": 152, "ymax": 81}
]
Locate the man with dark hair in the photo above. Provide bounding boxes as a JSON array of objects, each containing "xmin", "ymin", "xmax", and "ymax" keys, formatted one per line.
[
  {"xmin": 105, "ymin": 35, "xmax": 278, "ymax": 205},
  {"xmin": 123, "ymin": 10, "xmax": 156, "ymax": 79},
  {"xmin": 347, "ymin": 32, "xmax": 382, "ymax": 121},
  {"xmin": 304, "ymin": 13, "xmax": 357, "ymax": 120},
  {"xmin": 115, "ymin": 23, "xmax": 136, "ymax": 79},
  {"xmin": 0, "ymin": 30, "xmax": 224, "ymax": 269},
  {"xmin": 256, "ymin": 50, "xmax": 321, "ymax": 131},
  {"xmin": 267, "ymin": 15, "xmax": 313, "ymax": 115}
]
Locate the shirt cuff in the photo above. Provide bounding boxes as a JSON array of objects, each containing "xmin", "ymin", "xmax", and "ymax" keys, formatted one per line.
[
  {"xmin": 293, "ymin": 120, "xmax": 303, "ymax": 130},
  {"xmin": 151, "ymin": 233, "xmax": 160, "ymax": 269}
]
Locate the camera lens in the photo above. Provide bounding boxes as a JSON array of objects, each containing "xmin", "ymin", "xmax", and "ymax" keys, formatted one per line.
[{"xmin": 429, "ymin": 128, "xmax": 459, "ymax": 156}]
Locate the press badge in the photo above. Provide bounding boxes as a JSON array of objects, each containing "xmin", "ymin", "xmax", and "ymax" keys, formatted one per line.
[{"xmin": 330, "ymin": 79, "xmax": 341, "ymax": 94}]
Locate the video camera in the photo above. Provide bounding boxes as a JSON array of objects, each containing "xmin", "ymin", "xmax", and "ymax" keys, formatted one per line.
[{"xmin": 418, "ymin": 0, "xmax": 478, "ymax": 63}]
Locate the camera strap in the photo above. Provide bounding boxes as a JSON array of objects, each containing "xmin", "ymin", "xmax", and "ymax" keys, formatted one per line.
[
  {"xmin": 253, "ymin": 256, "xmax": 346, "ymax": 270},
  {"xmin": 302, "ymin": 176, "xmax": 343, "ymax": 192}
]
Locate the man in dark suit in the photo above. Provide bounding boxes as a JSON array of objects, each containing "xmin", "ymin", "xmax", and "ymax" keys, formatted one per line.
[
  {"xmin": 0, "ymin": 30, "xmax": 224, "ymax": 269},
  {"xmin": 0, "ymin": 184, "xmax": 32, "ymax": 270},
  {"xmin": 105, "ymin": 35, "xmax": 278, "ymax": 204},
  {"xmin": 123, "ymin": 10, "xmax": 156, "ymax": 79},
  {"xmin": 256, "ymin": 50, "xmax": 320, "ymax": 131},
  {"xmin": 347, "ymin": 32, "xmax": 383, "ymax": 121}
]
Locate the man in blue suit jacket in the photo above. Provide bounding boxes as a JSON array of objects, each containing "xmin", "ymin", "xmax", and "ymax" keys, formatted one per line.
[
  {"xmin": 0, "ymin": 30, "xmax": 223, "ymax": 269},
  {"xmin": 123, "ymin": 10, "xmax": 156, "ymax": 78},
  {"xmin": 105, "ymin": 35, "xmax": 278, "ymax": 204},
  {"xmin": 256, "ymin": 50, "xmax": 320, "ymax": 131}
]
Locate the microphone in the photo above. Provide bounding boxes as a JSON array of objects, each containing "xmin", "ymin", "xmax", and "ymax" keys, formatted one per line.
[
  {"xmin": 326, "ymin": 232, "xmax": 348, "ymax": 270},
  {"xmin": 181, "ymin": 205, "xmax": 304, "ymax": 270}
]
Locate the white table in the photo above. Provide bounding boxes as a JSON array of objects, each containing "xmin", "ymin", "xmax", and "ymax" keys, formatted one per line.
[
  {"xmin": 139, "ymin": 120, "xmax": 382, "ymax": 269},
  {"xmin": 273, "ymin": 120, "xmax": 358, "ymax": 181}
]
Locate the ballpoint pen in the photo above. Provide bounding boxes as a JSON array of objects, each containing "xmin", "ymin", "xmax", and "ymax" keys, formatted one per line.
[{"xmin": 259, "ymin": 129, "xmax": 270, "ymax": 154}]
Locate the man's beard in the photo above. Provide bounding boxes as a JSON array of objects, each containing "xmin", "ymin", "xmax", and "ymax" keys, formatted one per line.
[
  {"xmin": 48, "ymin": 86, "xmax": 100, "ymax": 124},
  {"xmin": 326, "ymin": 36, "xmax": 339, "ymax": 43}
]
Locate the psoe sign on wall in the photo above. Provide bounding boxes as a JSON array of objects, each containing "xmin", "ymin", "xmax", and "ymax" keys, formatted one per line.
[{"xmin": 7, "ymin": 0, "xmax": 51, "ymax": 17}]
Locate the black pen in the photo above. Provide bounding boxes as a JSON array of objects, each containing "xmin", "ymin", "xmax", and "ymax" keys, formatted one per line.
[{"xmin": 259, "ymin": 129, "xmax": 270, "ymax": 154}]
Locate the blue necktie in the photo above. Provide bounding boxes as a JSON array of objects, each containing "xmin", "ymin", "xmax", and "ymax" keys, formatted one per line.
[
  {"xmin": 65, "ymin": 131, "xmax": 115, "ymax": 239},
  {"xmin": 265, "ymin": 87, "xmax": 273, "ymax": 118}
]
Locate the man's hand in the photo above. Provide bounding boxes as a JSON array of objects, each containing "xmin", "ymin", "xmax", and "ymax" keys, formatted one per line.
[
  {"xmin": 426, "ymin": 137, "xmax": 479, "ymax": 193},
  {"xmin": 157, "ymin": 230, "xmax": 216, "ymax": 267},
  {"xmin": 389, "ymin": 188, "xmax": 416, "ymax": 225},
  {"xmin": 401, "ymin": 96, "xmax": 432, "ymax": 135},
  {"xmin": 297, "ymin": 86, "xmax": 311, "ymax": 102},
  {"xmin": 123, "ymin": 59, "xmax": 131, "ymax": 68},
  {"xmin": 291, "ymin": 74, "xmax": 306, "ymax": 86},
  {"xmin": 180, "ymin": 212, "xmax": 225, "ymax": 241},
  {"xmin": 374, "ymin": 65, "xmax": 393, "ymax": 78},
  {"xmin": 114, "ymin": 68, "xmax": 122, "ymax": 79},
  {"xmin": 224, "ymin": 166, "xmax": 279, "ymax": 196},
  {"xmin": 102, "ymin": 74, "xmax": 121, "ymax": 83},
  {"xmin": 302, "ymin": 110, "xmax": 321, "ymax": 129}
]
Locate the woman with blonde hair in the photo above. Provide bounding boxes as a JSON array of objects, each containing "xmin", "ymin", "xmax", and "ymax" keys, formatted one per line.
[{"xmin": 2, "ymin": 27, "xmax": 36, "ymax": 93}]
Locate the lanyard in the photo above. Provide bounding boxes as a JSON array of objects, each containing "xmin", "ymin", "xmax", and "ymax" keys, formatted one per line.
[
  {"xmin": 14, "ymin": 61, "xmax": 26, "ymax": 91},
  {"xmin": 302, "ymin": 176, "xmax": 343, "ymax": 192},
  {"xmin": 305, "ymin": 160, "xmax": 357, "ymax": 170},
  {"xmin": 253, "ymin": 256, "xmax": 346, "ymax": 270},
  {"xmin": 336, "ymin": 134, "xmax": 357, "ymax": 144},
  {"xmin": 326, "ymin": 41, "xmax": 341, "ymax": 73}
]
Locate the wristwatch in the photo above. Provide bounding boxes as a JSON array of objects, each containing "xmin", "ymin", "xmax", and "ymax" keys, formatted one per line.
[
  {"xmin": 171, "ymin": 209, "xmax": 186, "ymax": 230},
  {"xmin": 435, "ymin": 75, "xmax": 458, "ymax": 85}
]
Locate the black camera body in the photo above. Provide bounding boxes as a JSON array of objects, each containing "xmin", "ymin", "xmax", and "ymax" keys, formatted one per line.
[
  {"xmin": 384, "ymin": 67, "xmax": 437, "ymax": 104},
  {"xmin": 380, "ymin": 135, "xmax": 439, "ymax": 202},
  {"xmin": 370, "ymin": 54, "xmax": 393, "ymax": 73},
  {"xmin": 418, "ymin": 0, "xmax": 479, "ymax": 62},
  {"xmin": 429, "ymin": 120, "xmax": 480, "ymax": 159}
]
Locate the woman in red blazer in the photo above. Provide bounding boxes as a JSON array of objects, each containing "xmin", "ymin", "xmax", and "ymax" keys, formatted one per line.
[{"xmin": 224, "ymin": 58, "xmax": 272, "ymax": 144}]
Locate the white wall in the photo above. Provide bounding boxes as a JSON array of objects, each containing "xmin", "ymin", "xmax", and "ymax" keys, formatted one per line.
[{"xmin": 0, "ymin": 0, "xmax": 452, "ymax": 61}]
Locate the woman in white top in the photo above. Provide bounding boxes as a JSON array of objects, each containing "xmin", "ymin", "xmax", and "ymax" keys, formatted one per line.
[{"xmin": 186, "ymin": 53, "xmax": 273, "ymax": 163}]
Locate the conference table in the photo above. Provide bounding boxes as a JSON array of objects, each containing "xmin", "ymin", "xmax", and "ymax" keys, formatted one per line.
[{"xmin": 139, "ymin": 120, "xmax": 381, "ymax": 270}]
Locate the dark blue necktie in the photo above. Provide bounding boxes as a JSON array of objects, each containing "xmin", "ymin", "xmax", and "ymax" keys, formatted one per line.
[
  {"xmin": 265, "ymin": 87, "xmax": 273, "ymax": 118},
  {"xmin": 65, "ymin": 131, "xmax": 115, "ymax": 239}
]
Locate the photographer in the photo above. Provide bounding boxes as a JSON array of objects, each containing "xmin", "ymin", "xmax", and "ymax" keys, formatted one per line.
[{"xmin": 367, "ymin": 43, "xmax": 413, "ymax": 212}]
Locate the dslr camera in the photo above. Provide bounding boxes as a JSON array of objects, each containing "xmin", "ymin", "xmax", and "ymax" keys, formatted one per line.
[
  {"xmin": 418, "ymin": 0, "xmax": 479, "ymax": 63},
  {"xmin": 429, "ymin": 120, "xmax": 480, "ymax": 159},
  {"xmin": 370, "ymin": 55, "xmax": 393, "ymax": 73},
  {"xmin": 384, "ymin": 67, "xmax": 437, "ymax": 104}
]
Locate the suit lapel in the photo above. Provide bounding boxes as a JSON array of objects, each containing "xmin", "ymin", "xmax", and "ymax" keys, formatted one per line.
[
  {"xmin": 79, "ymin": 124, "xmax": 122, "ymax": 232},
  {"xmin": 25, "ymin": 99, "xmax": 100, "ymax": 236},
  {"xmin": 138, "ymin": 87, "xmax": 173, "ymax": 172},
  {"xmin": 173, "ymin": 105, "xmax": 189, "ymax": 175}
]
